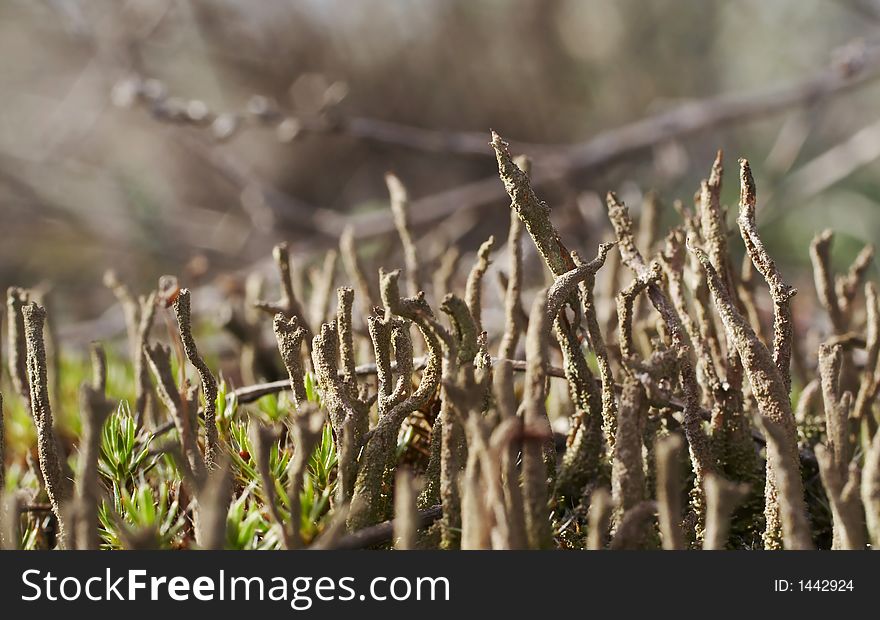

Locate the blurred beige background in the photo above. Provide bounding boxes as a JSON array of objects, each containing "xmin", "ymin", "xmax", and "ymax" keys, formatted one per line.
[{"xmin": 3, "ymin": 0, "xmax": 880, "ymax": 332}]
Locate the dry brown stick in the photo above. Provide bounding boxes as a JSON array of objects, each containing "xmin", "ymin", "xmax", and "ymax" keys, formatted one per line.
[
  {"xmin": 229, "ymin": 355, "xmax": 570, "ymax": 405},
  {"xmin": 482, "ymin": 418, "xmax": 523, "ymax": 549},
  {"xmin": 337, "ymin": 42, "xmax": 880, "ymax": 240},
  {"xmin": 336, "ymin": 287, "xmax": 359, "ymax": 403},
  {"xmin": 345, "ymin": 310, "xmax": 417, "ymax": 517},
  {"xmin": 434, "ymin": 295, "xmax": 478, "ymax": 549},
  {"xmin": 492, "ymin": 132, "xmax": 575, "ymax": 277},
  {"xmin": 0, "ymin": 491, "xmax": 22, "ymax": 550},
  {"xmin": 130, "ymin": 39, "xmax": 880, "ymax": 169},
  {"xmin": 320, "ymin": 291, "xmax": 382, "ymax": 495},
  {"xmin": 699, "ymin": 152, "xmax": 737, "ymax": 298},
  {"xmin": 691, "ymin": 260, "xmax": 728, "ymax": 388},
  {"xmin": 333, "ymin": 505, "xmax": 442, "ymax": 550},
  {"xmin": 616, "ymin": 272, "xmax": 654, "ymax": 364},
  {"xmin": 311, "ymin": 323, "xmax": 353, "ymax": 442},
  {"xmin": 771, "ymin": 116, "xmax": 880, "ymax": 210},
  {"xmin": 459, "ymin": 396, "xmax": 492, "ymax": 550},
  {"xmin": 699, "ymin": 153, "xmax": 748, "ymax": 403},
  {"xmin": 134, "ymin": 42, "xmax": 880, "ymax": 244}
]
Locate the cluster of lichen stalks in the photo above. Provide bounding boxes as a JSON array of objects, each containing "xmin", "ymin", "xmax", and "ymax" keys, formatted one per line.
[{"xmin": 2, "ymin": 131, "xmax": 880, "ymax": 551}]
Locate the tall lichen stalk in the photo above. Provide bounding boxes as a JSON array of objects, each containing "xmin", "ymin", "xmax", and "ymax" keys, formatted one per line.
[
  {"xmin": 73, "ymin": 343, "xmax": 113, "ymax": 550},
  {"xmin": 690, "ymin": 159, "xmax": 808, "ymax": 549},
  {"xmin": 104, "ymin": 272, "xmax": 157, "ymax": 424},
  {"xmin": 173, "ymin": 289, "xmax": 220, "ymax": 470},
  {"xmin": 22, "ymin": 302, "xmax": 72, "ymax": 544},
  {"xmin": 492, "ymin": 133, "xmax": 612, "ymax": 504}
]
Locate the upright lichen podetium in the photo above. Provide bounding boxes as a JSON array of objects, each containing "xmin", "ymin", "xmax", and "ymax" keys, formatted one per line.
[
  {"xmin": 491, "ymin": 131, "xmax": 607, "ymax": 502},
  {"xmin": 22, "ymin": 302, "xmax": 72, "ymax": 545},
  {"xmin": 173, "ymin": 288, "xmax": 220, "ymax": 471},
  {"xmin": 606, "ymin": 191, "xmax": 714, "ymax": 530},
  {"xmin": 690, "ymin": 168, "xmax": 809, "ymax": 549}
]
